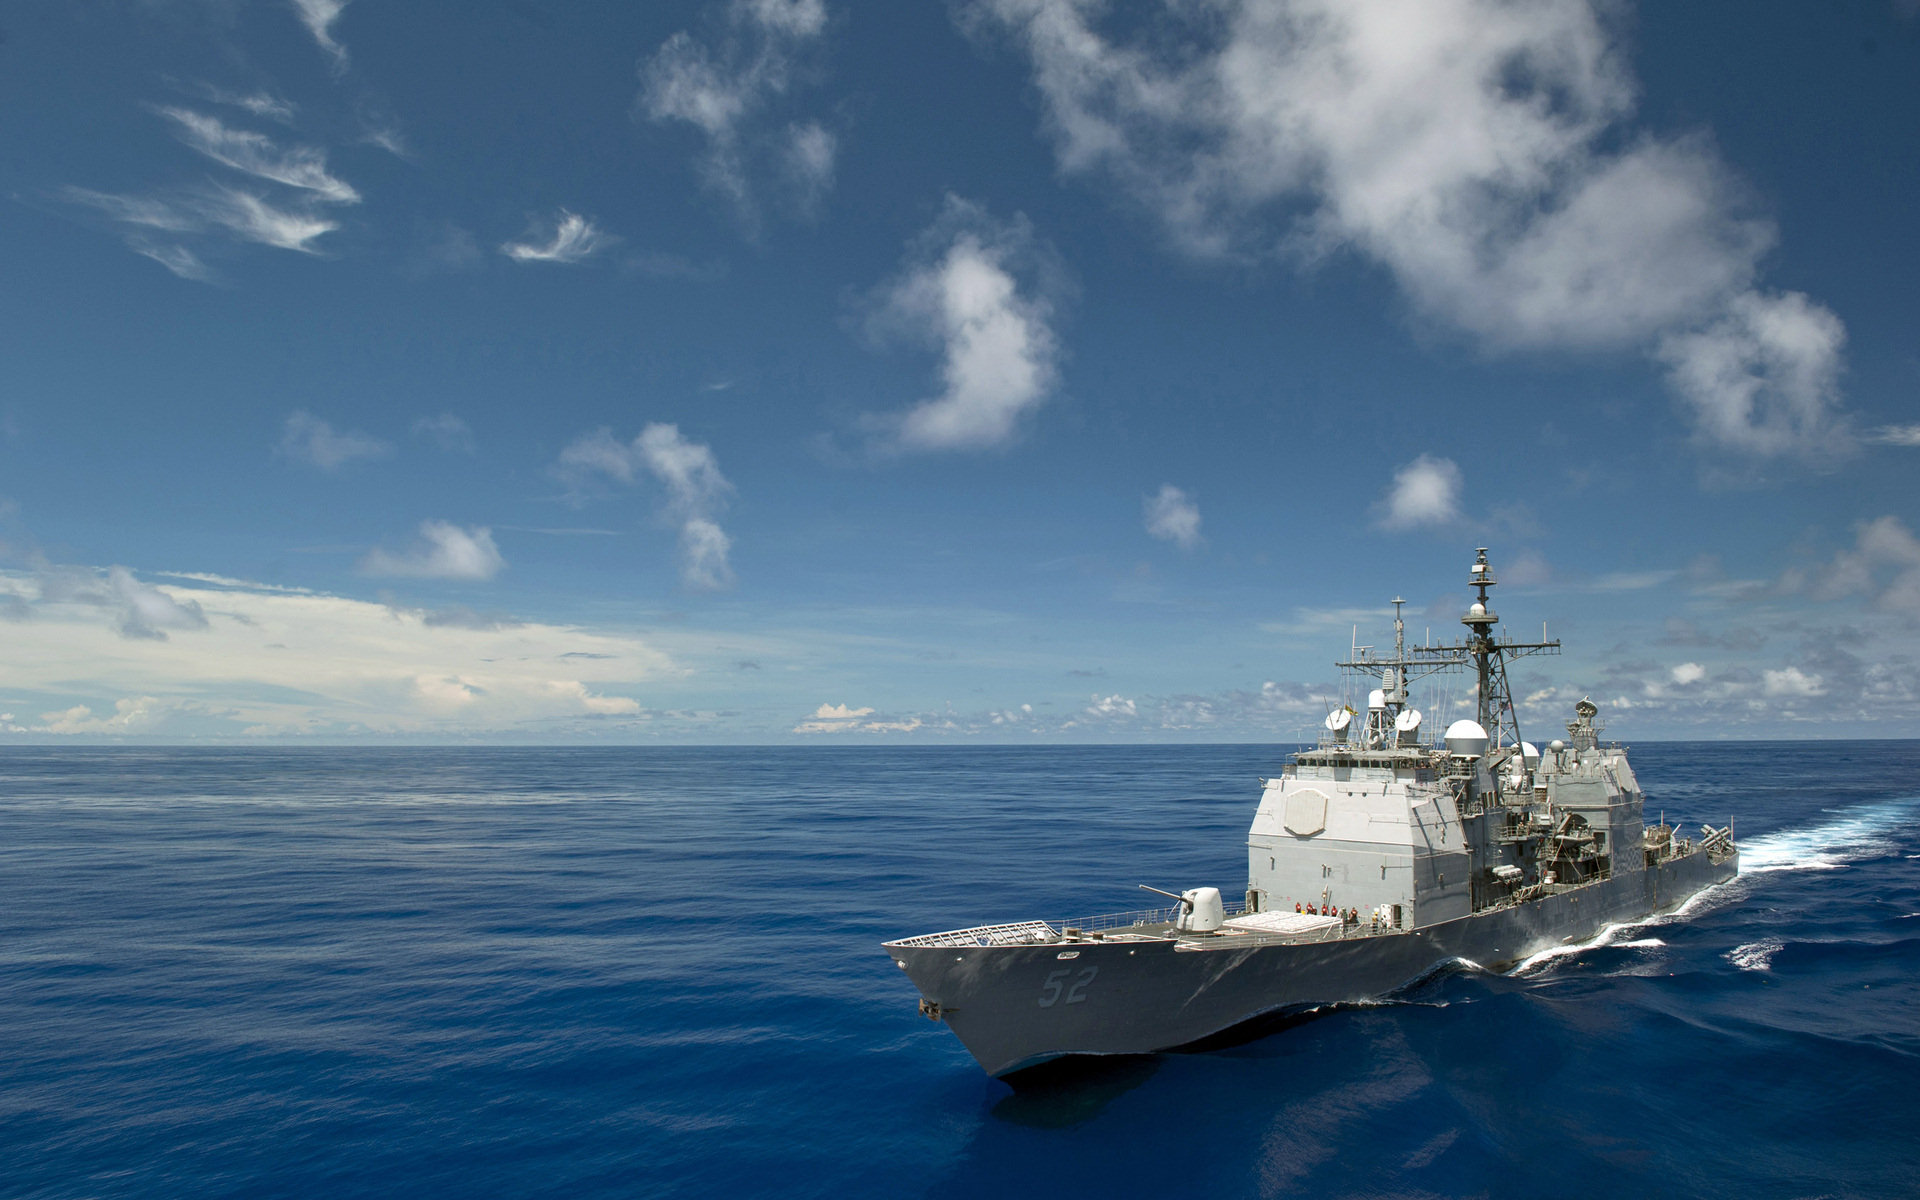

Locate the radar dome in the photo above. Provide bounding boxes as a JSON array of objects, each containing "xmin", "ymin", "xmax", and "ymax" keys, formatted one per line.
[
  {"xmin": 1520, "ymin": 741, "xmax": 1541, "ymax": 768},
  {"xmin": 1468, "ymin": 602, "xmax": 1487, "ymax": 617},
  {"xmin": 1444, "ymin": 719, "xmax": 1489, "ymax": 757}
]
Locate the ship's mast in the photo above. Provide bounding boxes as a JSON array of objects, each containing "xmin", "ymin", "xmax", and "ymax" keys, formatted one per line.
[{"xmin": 1460, "ymin": 547, "xmax": 1559, "ymax": 752}]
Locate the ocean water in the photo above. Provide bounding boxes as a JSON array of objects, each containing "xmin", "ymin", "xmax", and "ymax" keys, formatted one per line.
[{"xmin": 1, "ymin": 742, "xmax": 1915, "ymax": 1199}]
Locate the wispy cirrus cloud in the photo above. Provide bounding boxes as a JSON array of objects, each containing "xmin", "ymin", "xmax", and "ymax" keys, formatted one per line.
[
  {"xmin": 156, "ymin": 107, "xmax": 360, "ymax": 204},
  {"xmin": 969, "ymin": 0, "xmax": 1852, "ymax": 463},
  {"xmin": 360, "ymin": 521, "xmax": 505, "ymax": 581},
  {"xmin": 65, "ymin": 183, "xmax": 340, "ymax": 263},
  {"xmin": 500, "ymin": 210, "xmax": 614, "ymax": 264},
  {"xmin": 558, "ymin": 424, "xmax": 737, "ymax": 590},
  {"xmin": 861, "ymin": 196, "xmax": 1063, "ymax": 453},
  {"xmin": 277, "ymin": 410, "xmax": 391, "ymax": 470},
  {"xmin": 640, "ymin": 0, "xmax": 837, "ymax": 229},
  {"xmin": 292, "ymin": 0, "xmax": 352, "ymax": 70}
]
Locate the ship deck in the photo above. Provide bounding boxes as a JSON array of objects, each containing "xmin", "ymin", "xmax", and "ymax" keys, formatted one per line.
[{"xmin": 884, "ymin": 901, "xmax": 1410, "ymax": 953}]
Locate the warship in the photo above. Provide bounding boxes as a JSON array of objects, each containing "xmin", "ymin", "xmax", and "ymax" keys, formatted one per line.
[{"xmin": 883, "ymin": 549, "xmax": 1739, "ymax": 1077}]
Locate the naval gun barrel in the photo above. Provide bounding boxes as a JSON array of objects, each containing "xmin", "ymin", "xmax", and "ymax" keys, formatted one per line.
[{"xmin": 1138, "ymin": 884, "xmax": 1193, "ymax": 909}]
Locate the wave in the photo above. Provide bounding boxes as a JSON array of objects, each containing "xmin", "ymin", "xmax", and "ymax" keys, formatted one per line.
[
  {"xmin": 1736, "ymin": 796, "xmax": 1920, "ymax": 875},
  {"xmin": 1510, "ymin": 922, "xmax": 1659, "ymax": 977},
  {"xmin": 1726, "ymin": 937, "xmax": 1784, "ymax": 972}
]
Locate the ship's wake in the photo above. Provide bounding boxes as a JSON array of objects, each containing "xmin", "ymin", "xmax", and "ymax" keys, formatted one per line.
[{"xmin": 1735, "ymin": 796, "xmax": 1919, "ymax": 874}]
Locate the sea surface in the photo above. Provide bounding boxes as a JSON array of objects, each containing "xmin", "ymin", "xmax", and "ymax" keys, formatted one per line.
[{"xmin": 1, "ymin": 742, "xmax": 1915, "ymax": 1199}]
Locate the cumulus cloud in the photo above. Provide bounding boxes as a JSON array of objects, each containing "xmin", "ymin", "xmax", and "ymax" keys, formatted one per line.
[
  {"xmin": 558, "ymin": 424, "xmax": 736, "ymax": 589},
  {"xmin": 792, "ymin": 701, "xmax": 924, "ymax": 734},
  {"xmin": 156, "ymin": 107, "xmax": 360, "ymax": 204},
  {"xmin": 359, "ymin": 521, "xmax": 505, "ymax": 581},
  {"xmin": 1658, "ymin": 290, "xmax": 1849, "ymax": 460},
  {"xmin": 1144, "ymin": 484, "xmax": 1202, "ymax": 548},
  {"xmin": 1670, "ymin": 662, "xmax": 1707, "ymax": 686},
  {"xmin": 1808, "ymin": 515, "xmax": 1920, "ymax": 616},
  {"xmin": 970, "ymin": 0, "xmax": 1850, "ymax": 460},
  {"xmin": 863, "ymin": 197, "xmax": 1061, "ymax": 453},
  {"xmin": 500, "ymin": 210, "xmax": 614, "ymax": 264},
  {"xmin": 1377, "ymin": 455, "xmax": 1462, "ymax": 529},
  {"xmin": 1761, "ymin": 666, "xmax": 1824, "ymax": 698},
  {"xmin": 639, "ymin": 0, "xmax": 835, "ymax": 226},
  {"xmin": 292, "ymin": 0, "xmax": 352, "ymax": 69},
  {"xmin": 546, "ymin": 679, "xmax": 643, "ymax": 716},
  {"xmin": 278, "ymin": 410, "xmax": 391, "ymax": 470}
]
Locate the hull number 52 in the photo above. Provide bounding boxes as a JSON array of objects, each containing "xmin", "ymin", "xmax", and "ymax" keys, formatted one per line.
[{"xmin": 1038, "ymin": 965, "xmax": 1098, "ymax": 1008}]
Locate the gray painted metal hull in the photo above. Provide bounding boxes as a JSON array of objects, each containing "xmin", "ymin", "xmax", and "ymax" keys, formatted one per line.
[{"xmin": 885, "ymin": 849, "xmax": 1735, "ymax": 1077}]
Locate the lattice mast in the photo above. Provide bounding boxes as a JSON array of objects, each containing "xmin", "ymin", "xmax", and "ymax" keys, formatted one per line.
[{"xmin": 1461, "ymin": 548, "xmax": 1559, "ymax": 752}]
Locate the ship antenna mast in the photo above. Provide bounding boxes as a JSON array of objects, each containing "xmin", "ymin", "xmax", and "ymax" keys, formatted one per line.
[{"xmin": 1461, "ymin": 547, "xmax": 1559, "ymax": 755}]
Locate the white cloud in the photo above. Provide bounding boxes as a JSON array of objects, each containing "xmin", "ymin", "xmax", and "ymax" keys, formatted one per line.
[
  {"xmin": 792, "ymin": 701, "xmax": 924, "ymax": 734},
  {"xmin": 278, "ymin": 410, "xmax": 391, "ymax": 470},
  {"xmin": 413, "ymin": 413, "xmax": 476, "ymax": 453},
  {"xmin": 1762, "ymin": 666, "xmax": 1824, "ymax": 698},
  {"xmin": 864, "ymin": 198, "xmax": 1060, "ymax": 452},
  {"xmin": 1378, "ymin": 454, "xmax": 1461, "ymax": 529},
  {"xmin": 185, "ymin": 84, "xmax": 298, "ymax": 125},
  {"xmin": 1670, "ymin": 662, "xmax": 1707, "ymax": 686},
  {"xmin": 132, "ymin": 242, "xmax": 213, "ymax": 282},
  {"xmin": 545, "ymin": 680, "xmax": 644, "ymax": 715},
  {"xmin": 639, "ymin": 0, "xmax": 835, "ymax": 225},
  {"xmin": 783, "ymin": 120, "xmax": 837, "ymax": 211},
  {"xmin": 292, "ymin": 0, "xmax": 351, "ymax": 69},
  {"xmin": 6, "ymin": 567, "xmax": 675, "ymax": 737},
  {"xmin": 1810, "ymin": 515, "xmax": 1920, "ymax": 615},
  {"xmin": 1658, "ymin": 290, "xmax": 1849, "ymax": 460},
  {"xmin": 359, "ymin": 521, "xmax": 505, "ymax": 581},
  {"xmin": 557, "ymin": 424, "xmax": 737, "ymax": 589},
  {"xmin": 1085, "ymin": 693, "xmax": 1137, "ymax": 718},
  {"xmin": 108, "ymin": 567, "xmax": 209, "ymax": 641},
  {"xmin": 1143, "ymin": 484, "xmax": 1201, "ymax": 548},
  {"xmin": 1873, "ymin": 424, "xmax": 1920, "ymax": 447},
  {"xmin": 500, "ymin": 210, "xmax": 613, "ymax": 264},
  {"xmin": 156, "ymin": 107, "xmax": 360, "ymax": 204},
  {"xmin": 38, "ymin": 697, "xmax": 184, "ymax": 735},
  {"xmin": 65, "ymin": 184, "xmax": 338, "ymax": 261},
  {"xmin": 972, "ymin": 0, "xmax": 1849, "ymax": 460}
]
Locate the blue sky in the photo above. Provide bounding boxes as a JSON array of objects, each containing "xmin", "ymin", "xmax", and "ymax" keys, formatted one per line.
[{"xmin": 3, "ymin": 0, "xmax": 1917, "ymax": 742}]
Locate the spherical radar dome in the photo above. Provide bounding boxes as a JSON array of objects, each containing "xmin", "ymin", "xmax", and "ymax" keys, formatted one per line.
[{"xmin": 1444, "ymin": 719, "xmax": 1489, "ymax": 757}]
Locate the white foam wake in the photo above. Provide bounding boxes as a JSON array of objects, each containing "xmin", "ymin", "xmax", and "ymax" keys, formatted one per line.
[
  {"xmin": 1510, "ymin": 921, "xmax": 1655, "ymax": 977},
  {"xmin": 1726, "ymin": 937, "xmax": 1783, "ymax": 972},
  {"xmin": 1736, "ymin": 796, "xmax": 1920, "ymax": 874}
]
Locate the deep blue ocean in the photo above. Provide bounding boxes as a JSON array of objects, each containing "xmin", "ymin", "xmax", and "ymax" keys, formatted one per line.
[{"xmin": 2, "ymin": 743, "xmax": 1916, "ymax": 1199}]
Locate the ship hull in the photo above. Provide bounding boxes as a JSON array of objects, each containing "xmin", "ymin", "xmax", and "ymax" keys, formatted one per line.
[{"xmin": 885, "ymin": 848, "xmax": 1735, "ymax": 1078}]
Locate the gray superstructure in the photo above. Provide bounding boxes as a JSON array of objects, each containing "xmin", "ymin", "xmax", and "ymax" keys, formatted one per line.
[{"xmin": 883, "ymin": 550, "xmax": 1738, "ymax": 1077}]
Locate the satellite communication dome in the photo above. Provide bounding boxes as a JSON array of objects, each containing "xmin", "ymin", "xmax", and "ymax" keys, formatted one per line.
[
  {"xmin": 1549, "ymin": 739, "xmax": 1566, "ymax": 752},
  {"xmin": 1444, "ymin": 719, "xmax": 1489, "ymax": 757},
  {"xmin": 1468, "ymin": 602, "xmax": 1487, "ymax": 617},
  {"xmin": 1520, "ymin": 741, "xmax": 1541, "ymax": 768},
  {"xmin": 1367, "ymin": 689, "xmax": 1386, "ymax": 710}
]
